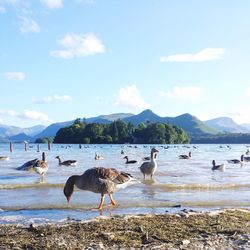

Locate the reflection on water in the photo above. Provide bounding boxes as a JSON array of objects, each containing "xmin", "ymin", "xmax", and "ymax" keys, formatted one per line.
[{"xmin": 0, "ymin": 143, "xmax": 250, "ymax": 223}]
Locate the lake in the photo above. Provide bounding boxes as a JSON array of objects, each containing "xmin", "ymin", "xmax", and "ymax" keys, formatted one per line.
[{"xmin": 0, "ymin": 143, "xmax": 250, "ymax": 225}]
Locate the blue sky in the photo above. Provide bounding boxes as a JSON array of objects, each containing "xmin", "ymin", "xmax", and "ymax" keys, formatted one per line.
[{"xmin": 1, "ymin": 0, "xmax": 250, "ymax": 127}]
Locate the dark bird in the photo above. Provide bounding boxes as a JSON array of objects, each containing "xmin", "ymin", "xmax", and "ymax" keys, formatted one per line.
[
  {"xmin": 123, "ymin": 156, "xmax": 137, "ymax": 164},
  {"xmin": 179, "ymin": 151, "xmax": 191, "ymax": 159},
  {"xmin": 55, "ymin": 156, "xmax": 77, "ymax": 166},
  {"xmin": 63, "ymin": 167, "xmax": 135, "ymax": 210},
  {"xmin": 227, "ymin": 155, "xmax": 244, "ymax": 164},
  {"xmin": 139, "ymin": 148, "xmax": 159, "ymax": 179},
  {"xmin": 212, "ymin": 160, "xmax": 225, "ymax": 171},
  {"xmin": 17, "ymin": 158, "xmax": 39, "ymax": 171}
]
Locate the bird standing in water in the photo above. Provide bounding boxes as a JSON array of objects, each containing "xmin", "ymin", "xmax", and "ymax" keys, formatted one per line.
[
  {"xmin": 63, "ymin": 167, "xmax": 135, "ymax": 210},
  {"xmin": 139, "ymin": 148, "xmax": 159, "ymax": 179}
]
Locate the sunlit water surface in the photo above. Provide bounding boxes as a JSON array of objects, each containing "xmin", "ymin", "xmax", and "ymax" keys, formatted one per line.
[{"xmin": 1, "ymin": 143, "xmax": 250, "ymax": 224}]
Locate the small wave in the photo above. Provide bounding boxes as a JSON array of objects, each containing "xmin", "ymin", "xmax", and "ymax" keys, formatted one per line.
[
  {"xmin": 0, "ymin": 183, "xmax": 64, "ymax": 190},
  {"xmin": 152, "ymin": 183, "xmax": 250, "ymax": 191}
]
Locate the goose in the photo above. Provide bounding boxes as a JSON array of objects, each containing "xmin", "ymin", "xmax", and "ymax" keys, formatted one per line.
[
  {"xmin": 55, "ymin": 156, "xmax": 77, "ymax": 166},
  {"xmin": 246, "ymin": 149, "xmax": 250, "ymax": 155},
  {"xmin": 212, "ymin": 160, "xmax": 225, "ymax": 171},
  {"xmin": 63, "ymin": 167, "xmax": 135, "ymax": 210},
  {"xmin": 139, "ymin": 148, "xmax": 159, "ymax": 179},
  {"xmin": 123, "ymin": 156, "xmax": 137, "ymax": 164},
  {"xmin": 0, "ymin": 156, "xmax": 9, "ymax": 160},
  {"xmin": 95, "ymin": 153, "xmax": 104, "ymax": 160},
  {"xmin": 243, "ymin": 155, "xmax": 250, "ymax": 162},
  {"xmin": 16, "ymin": 158, "xmax": 39, "ymax": 171},
  {"xmin": 179, "ymin": 151, "xmax": 191, "ymax": 159},
  {"xmin": 33, "ymin": 152, "xmax": 48, "ymax": 177},
  {"xmin": 227, "ymin": 155, "xmax": 244, "ymax": 164}
]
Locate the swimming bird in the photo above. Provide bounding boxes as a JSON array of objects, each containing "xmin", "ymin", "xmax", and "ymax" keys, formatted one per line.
[
  {"xmin": 246, "ymin": 149, "xmax": 250, "ymax": 155},
  {"xmin": 227, "ymin": 155, "xmax": 244, "ymax": 164},
  {"xmin": 55, "ymin": 156, "xmax": 77, "ymax": 166},
  {"xmin": 179, "ymin": 151, "xmax": 191, "ymax": 159},
  {"xmin": 139, "ymin": 148, "xmax": 159, "ymax": 179},
  {"xmin": 63, "ymin": 167, "xmax": 134, "ymax": 210},
  {"xmin": 16, "ymin": 158, "xmax": 39, "ymax": 171},
  {"xmin": 243, "ymin": 155, "xmax": 250, "ymax": 162},
  {"xmin": 123, "ymin": 156, "xmax": 137, "ymax": 164},
  {"xmin": 95, "ymin": 153, "xmax": 104, "ymax": 160},
  {"xmin": 0, "ymin": 156, "xmax": 9, "ymax": 160},
  {"xmin": 211, "ymin": 160, "xmax": 225, "ymax": 171}
]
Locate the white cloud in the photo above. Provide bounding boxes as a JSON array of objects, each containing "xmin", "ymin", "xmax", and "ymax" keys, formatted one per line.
[
  {"xmin": 160, "ymin": 86, "xmax": 203, "ymax": 101},
  {"xmin": 41, "ymin": 0, "xmax": 63, "ymax": 9},
  {"xmin": 4, "ymin": 71, "xmax": 26, "ymax": 80},
  {"xmin": 0, "ymin": 6, "xmax": 6, "ymax": 13},
  {"xmin": 0, "ymin": 109, "xmax": 51, "ymax": 122},
  {"xmin": 33, "ymin": 94, "xmax": 72, "ymax": 104},
  {"xmin": 51, "ymin": 33, "xmax": 105, "ymax": 59},
  {"xmin": 19, "ymin": 16, "xmax": 40, "ymax": 33},
  {"xmin": 114, "ymin": 85, "xmax": 150, "ymax": 109},
  {"xmin": 160, "ymin": 48, "xmax": 225, "ymax": 62}
]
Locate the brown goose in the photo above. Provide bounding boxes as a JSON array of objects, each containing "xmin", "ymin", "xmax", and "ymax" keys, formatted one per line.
[
  {"xmin": 33, "ymin": 152, "xmax": 48, "ymax": 177},
  {"xmin": 55, "ymin": 156, "xmax": 77, "ymax": 166},
  {"xmin": 63, "ymin": 167, "xmax": 134, "ymax": 210},
  {"xmin": 139, "ymin": 148, "xmax": 159, "ymax": 179}
]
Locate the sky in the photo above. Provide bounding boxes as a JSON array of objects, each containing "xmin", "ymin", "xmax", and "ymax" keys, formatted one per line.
[{"xmin": 1, "ymin": 0, "xmax": 250, "ymax": 127}]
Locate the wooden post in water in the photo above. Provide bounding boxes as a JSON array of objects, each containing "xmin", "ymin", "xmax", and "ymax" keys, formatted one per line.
[
  {"xmin": 24, "ymin": 142, "xmax": 27, "ymax": 151},
  {"xmin": 9, "ymin": 142, "xmax": 13, "ymax": 153},
  {"xmin": 37, "ymin": 144, "xmax": 40, "ymax": 152},
  {"xmin": 48, "ymin": 142, "xmax": 51, "ymax": 150}
]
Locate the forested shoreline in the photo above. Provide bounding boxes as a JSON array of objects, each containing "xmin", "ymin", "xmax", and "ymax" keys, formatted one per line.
[{"xmin": 53, "ymin": 119, "xmax": 189, "ymax": 144}]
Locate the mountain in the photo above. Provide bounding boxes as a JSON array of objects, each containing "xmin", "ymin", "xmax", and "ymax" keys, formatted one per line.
[
  {"xmin": 9, "ymin": 133, "xmax": 33, "ymax": 142},
  {"xmin": 241, "ymin": 123, "xmax": 250, "ymax": 131},
  {"xmin": 123, "ymin": 109, "xmax": 164, "ymax": 125},
  {"xmin": 33, "ymin": 121, "xmax": 73, "ymax": 139},
  {"xmin": 1, "ymin": 110, "xmax": 220, "ymax": 142},
  {"xmin": 166, "ymin": 113, "xmax": 219, "ymax": 136},
  {"xmin": 86, "ymin": 113, "xmax": 134, "ymax": 123},
  {"xmin": 205, "ymin": 117, "xmax": 250, "ymax": 133},
  {"xmin": 0, "ymin": 124, "xmax": 45, "ymax": 138},
  {"xmin": 123, "ymin": 110, "xmax": 218, "ymax": 136}
]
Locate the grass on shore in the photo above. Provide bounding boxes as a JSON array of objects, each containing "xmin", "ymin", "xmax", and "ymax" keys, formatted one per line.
[{"xmin": 0, "ymin": 209, "xmax": 250, "ymax": 249}]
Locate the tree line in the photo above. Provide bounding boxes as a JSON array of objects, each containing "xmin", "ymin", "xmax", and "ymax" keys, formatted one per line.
[{"xmin": 53, "ymin": 119, "xmax": 189, "ymax": 144}]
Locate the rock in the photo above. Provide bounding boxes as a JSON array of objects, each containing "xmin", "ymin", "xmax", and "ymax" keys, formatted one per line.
[{"xmin": 182, "ymin": 239, "xmax": 190, "ymax": 245}]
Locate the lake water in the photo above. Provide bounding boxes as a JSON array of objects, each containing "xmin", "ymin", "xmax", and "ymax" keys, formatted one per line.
[{"xmin": 0, "ymin": 143, "xmax": 250, "ymax": 225}]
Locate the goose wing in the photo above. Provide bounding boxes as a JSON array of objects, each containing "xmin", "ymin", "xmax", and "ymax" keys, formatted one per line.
[
  {"xmin": 16, "ymin": 158, "xmax": 38, "ymax": 171},
  {"xmin": 85, "ymin": 167, "xmax": 133, "ymax": 184}
]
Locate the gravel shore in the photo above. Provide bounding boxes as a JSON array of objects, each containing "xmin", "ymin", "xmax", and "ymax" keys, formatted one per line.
[{"xmin": 0, "ymin": 209, "xmax": 250, "ymax": 249}]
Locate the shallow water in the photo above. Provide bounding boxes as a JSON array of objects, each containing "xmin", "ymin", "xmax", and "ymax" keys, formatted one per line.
[{"xmin": 0, "ymin": 143, "xmax": 250, "ymax": 224}]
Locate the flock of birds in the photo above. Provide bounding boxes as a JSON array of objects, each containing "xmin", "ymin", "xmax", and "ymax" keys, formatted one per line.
[{"xmin": 1, "ymin": 145, "xmax": 250, "ymax": 210}]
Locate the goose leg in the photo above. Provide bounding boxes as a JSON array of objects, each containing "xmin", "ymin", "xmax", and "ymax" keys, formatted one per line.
[
  {"xmin": 91, "ymin": 194, "xmax": 105, "ymax": 210},
  {"xmin": 107, "ymin": 194, "xmax": 116, "ymax": 207}
]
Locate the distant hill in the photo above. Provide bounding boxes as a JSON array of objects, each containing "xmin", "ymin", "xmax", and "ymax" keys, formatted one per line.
[
  {"xmin": 0, "ymin": 124, "xmax": 45, "ymax": 138},
  {"xmin": 205, "ymin": 117, "xmax": 250, "ymax": 133},
  {"xmin": 33, "ymin": 121, "xmax": 73, "ymax": 139},
  {"xmin": 123, "ymin": 109, "xmax": 164, "ymax": 125},
  {"xmin": 166, "ymin": 113, "xmax": 219, "ymax": 136},
  {"xmin": 1, "ymin": 110, "xmax": 223, "ymax": 142},
  {"xmin": 9, "ymin": 133, "xmax": 33, "ymax": 142},
  {"xmin": 241, "ymin": 123, "xmax": 250, "ymax": 131},
  {"xmin": 123, "ymin": 109, "xmax": 218, "ymax": 137}
]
